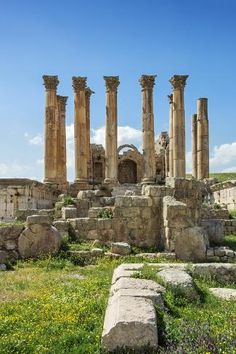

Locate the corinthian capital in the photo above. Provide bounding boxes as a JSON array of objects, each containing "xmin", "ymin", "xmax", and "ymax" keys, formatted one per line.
[
  {"xmin": 57, "ymin": 95, "xmax": 68, "ymax": 108},
  {"xmin": 85, "ymin": 87, "xmax": 95, "ymax": 99},
  {"xmin": 43, "ymin": 75, "xmax": 59, "ymax": 90},
  {"xmin": 169, "ymin": 75, "xmax": 188, "ymax": 90},
  {"xmin": 72, "ymin": 76, "xmax": 87, "ymax": 92},
  {"xmin": 103, "ymin": 76, "xmax": 120, "ymax": 92},
  {"xmin": 139, "ymin": 75, "xmax": 157, "ymax": 90}
]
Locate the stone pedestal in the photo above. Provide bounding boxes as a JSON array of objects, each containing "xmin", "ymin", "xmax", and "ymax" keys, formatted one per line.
[
  {"xmin": 72, "ymin": 76, "xmax": 89, "ymax": 188},
  {"xmin": 85, "ymin": 88, "xmax": 94, "ymax": 180},
  {"xmin": 43, "ymin": 75, "xmax": 59, "ymax": 184},
  {"xmin": 139, "ymin": 75, "xmax": 157, "ymax": 184},
  {"xmin": 169, "ymin": 75, "xmax": 188, "ymax": 178},
  {"xmin": 104, "ymin": 76, "xmax": 120, "ymax": 186},
  {"xmin": 192, "ymin": 114, "xmax": 197, "ymax": 178},
  {"xmin": 56, "ymin": 96, "xmax": 68, "ymax": 186},
  {"xmin": 168, "ymin": 94, "xmax": 173, "ymax": 177},
  {"xmin": 197, "ymin": 98, "xmax": 209, "ymax": 179}
]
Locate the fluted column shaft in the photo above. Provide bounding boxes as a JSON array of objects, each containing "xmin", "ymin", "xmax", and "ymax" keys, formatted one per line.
[
  {"xmin": 139, "ymin": 75, "xmax": 157, "ymax": 184},
  {"xmin": 104, "ymin": 76, "xmax": 120, "ymax": 185},
  {"xmin": 169, "ymin": 75, "xmax": 188, "ymax": 178},
  {"xmin": 72, "ymin": 77, "xmax": 88, "ymax": 184},
  {"xmin": 85, "ymin": 88, "xmax": 94, "ymax": 180},
  {"xmin": 192, "ymin": 113, "xmax": 197, "ymax": 178},
  {"xmin": 197, "ymin": 98, "xmax": 209, "ymax": 179},
  {"xmin": 43, "ymin": 75, "xmax": 59, "ymax": 184},
  {"xmin": 57, "ymin": 96, "xmax": 68, "ymax": 184},
  {"xmin": 168, "ymin": 94, "xmax": 174, "ymax": 177}
]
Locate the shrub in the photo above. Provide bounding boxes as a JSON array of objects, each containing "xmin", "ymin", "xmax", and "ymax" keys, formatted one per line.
[{"xmin": 97, "ymin": 208, "xmax": 113, "ymax": 219}]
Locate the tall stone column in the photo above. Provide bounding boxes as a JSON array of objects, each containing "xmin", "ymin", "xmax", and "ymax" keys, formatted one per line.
[
  {"xmin": 192, "ymin": 113, "xmax": 197, "ymax": 178},
  {"xmin": 169, "ymin": 75, "xmax": 188, "ymax": 178},
  {"xmin": 85, "ymin": 87, "xmax": 94, "ymax": 180},
  {"xmin": 197, "ymin": 98, "xmax": 209, "ymax": 179},
  {"xmin": 139, "ymin": 75, "xmax": 157, "ymax": 184},
  {"xmin": 72, "ymin": 76, "xmax": 88, "ymax": 186},
  {"xmin": 57, "ymin": 95, "xmax": 68, "ymax": 185},
  {"xmin": 168, "ymin": 94, "xmax": 173, "ymax": 177},
  {"xmin": 42, "ymin": 75, "xmax": 59, "ymax": 184},
  {"xmin": 104, "ymin": 76, "xmax": 120, "ymax": 185},
  {"xmin": 165, "ymin": 145, "xmax": 169, "ymax": 177}
]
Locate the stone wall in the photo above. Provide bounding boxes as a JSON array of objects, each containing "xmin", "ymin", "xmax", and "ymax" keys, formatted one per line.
[
  {"xmin": 0, "ymin": 179, "xmax": 59, "ymax": 221},
  {"xmin": 211, "ymin": 180, "xmax": 236, "ymax": 211}
]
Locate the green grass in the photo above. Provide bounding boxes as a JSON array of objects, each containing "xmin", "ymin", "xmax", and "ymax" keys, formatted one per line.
[
  {"xmin": 0, "ymin": 258, "xmax": 236, "ymax": 353},
  {"xmin": 186, "ymin": 172, "xmax": 236, "ymax": 182},
  {"xmin": 224, "ymin": 234, "xmax": 236, "ymax": 251}
]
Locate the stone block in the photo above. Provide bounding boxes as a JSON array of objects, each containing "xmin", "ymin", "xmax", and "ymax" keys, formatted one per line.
[
  {"xmin": 101, "ymin": 295, "xmax": 158, "ymax": 352},
  {"xmin": 0, "ymin": 250, "xmax": 8, "ymax": 263},
  {"xmin": 87, "ymin": 230, "xmax": 99, "ymax": 240},
  {"xmin": 15, "ymin": 209, "xmax": 39, "ymax": 221},
  {"xmin": 91, "ymin": 248, "xmax": 104, "ymax": 257},
  {"xmin": 111, "ymin": 277, "xmax": 165, "ymax": 296},
  {"xmin": 209, "ymin": 288, "xmax": 236, "ymax": 300},
  {"xmin": 192, "ymin": 263, "xmax": 236, "ymax": 283},
  {"xmin": 201, "ymin": 219, "xmax": 224, "ymax": 246},
  {"xmin": 61, "ymin": 207, "xmax": 77, "ymax": 219},
  {"xmin": 111, "ymin": 242, "xmax": 131, "ymax": 255},
  {"xmin": 141, "ymin": 207, "xmax": 153, "ymax": 219},
  {"xmin": 175, "ymin": 226, "xmax": 209, "ymax": 262},
  {"xmin": 27, "ymin": 215, "xmax": 51, "ymax": 226},
  {"xmin": 121, "ymin": 207, "xmax": 140, "ymax": 218},
  {"xmin": 130, "ymin": 196, "xmax": 153, "ymax": 207}
]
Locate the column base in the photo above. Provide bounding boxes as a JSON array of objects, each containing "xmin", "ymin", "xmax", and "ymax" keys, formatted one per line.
[
  {"xmin": 74, "ymin": 179, "xmax": 91, "ymax": 190},
  {"xmin": 104, "ymin": 178, "xmax": 119, "ymax": 188},
  {"xmin": 141, "ymin": 177, "xmax": 156, "ymax": 185}
]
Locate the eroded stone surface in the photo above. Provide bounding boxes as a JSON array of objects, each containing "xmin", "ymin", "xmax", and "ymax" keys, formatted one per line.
[
  {"xmin": 111, "ymin": 277, "xmax": 165, "ymax": 296},
  {"xmin": 111, "ymin": 242, "xmax": 131, "ymax": 255},
  {"xmin": 209, "ymin": 288, "xmax": 236, "ymax": 300}
]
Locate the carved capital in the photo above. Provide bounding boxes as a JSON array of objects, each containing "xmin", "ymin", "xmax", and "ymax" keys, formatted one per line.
[
  {"xmin": 72, "ymin": 76, "xmax": 87, "ymax": 92},
  {"xmin": 139, "ymin": 75, "xmax": 157, "ymax": 90},
  {"xmin": 57, "ymin": 95, "xmax": 68, "ymax": 108},
  {"xmin": 103, "ymin": 76, "xmax": 120, "ymax": 92},
  {"xmin": 43, "ymin": 75, "xmax": 59, "ymax": 90},
  {"xmin": 169, "ymin": 75, "xmax": 188, "ymax": 90},
  {"xmin": 167, "ymin": 94, "xmax": 173, "ymax": 104},
  {"xmin": 85, "ymin": 87, "xmax": 95, "ymax": 99}
]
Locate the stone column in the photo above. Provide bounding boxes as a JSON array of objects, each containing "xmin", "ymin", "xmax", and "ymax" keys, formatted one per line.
[
  {"xmin": 165, "ymin": 145, "xmax": 169, "ymax": 177},
  {"xmin": 192, "ymin": 113, "xmax": 197, "ymax": 178},
  {"xmin": 104, "ymin": 76, "xmax": 120, "ymax": 185},
  {"xmin": 42, "ymin": 75, "xmax": 59, "ymax": 184},
  {"xmin": 168, "ymin": 94, "xmax": 173, "ymax": 177},
  {"xmin": 169, "ymin": 75, "xmax": 188, "ymax": 178},
  {"xmin": 57, "ymin": 95, "xmax": 68, "ymax": 185},
  {"xmin": 197, "ymin": 98, "xmax": 209, "ymax": 179},
  {"xmin": 72, "ymin": 76, "xmax": 88, "ymax": 186},
  {"xmin": 139, "ymin": 75, "xmax": 157, "ymax": 184},
  {"xmin": 85, "ymin": 87, "xmax": 94, "ymax": 180}
]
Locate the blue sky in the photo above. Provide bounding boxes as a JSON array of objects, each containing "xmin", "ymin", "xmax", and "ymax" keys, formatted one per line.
[{"xmin": 0, "ymin": 0, "xmax": 236, "ymax": 181}]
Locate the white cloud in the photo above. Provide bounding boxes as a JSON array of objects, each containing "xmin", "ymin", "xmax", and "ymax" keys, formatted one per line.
[
  {"xmin": 0, "ymin": 162, "xmax": 34, "ymax": 177},
  {"xmin": 24, "ymin": 132, "xmax": 43, "ymax": 145}
]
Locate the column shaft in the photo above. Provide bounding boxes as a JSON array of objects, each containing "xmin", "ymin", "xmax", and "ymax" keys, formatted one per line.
[
  {"xmin": 192, "ymin": 113, "xmax": 197, "ymax": 178},
  {"xmin": 57, "ymin": 96, "xmax": 68, "ymax": 185},
  {"xmin": 197, "ymin": 98, "xmax": 209, "ymax": 179},
  {"xmin": 43, "ymin": 75, "xmax": 59, "ymax": 184},
  {"xmin": 169, "ymin": 75, "xmax": 188, "ymax": 178},
  {"xmin": 85, "ymin": 88, "xmax": 94, "ymax": 180},
  {"xmin": 139, "ymin": 75, "xmax": 157, "ymax": 184},
  {"xmin": 168, "ymin": 94, "xmax": 173, "ymax": 177},
  {"xmin": 72, "ymin": 77, "xmax": 88, "ymax": 184},
  {"xmin": 104, "ymin": 76, "xmax": 120, "ymax": 185}
]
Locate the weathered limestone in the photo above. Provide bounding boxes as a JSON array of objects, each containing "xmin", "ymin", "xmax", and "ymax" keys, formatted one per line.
[
  {"xmin": 197, "ymin": 98, "xmax": 209, "ymax": 179},
  {"xmin": 192, "ymin": 113, "xmax": 197, "ymax": 178},
  {"xmin": 169, "ymin": 75, "xmax": 188, "ymax": 177},
  {"xmin": 111, "ymin": 242, "xmax": 131, "ymax": 255},
  {"xmin": 201, "ymin": 219, "xmax": 224, "ymax": 245},
  {"xmin": 42, "ymin": 75, "xmax": 59, "ymax": 184},
  {"xmin": 18, "ymin": 215, "xmax": 61, "ymax": 258},
  {"xmin": 104, "ymin": 76, "xmax": 120, "ymax": 185},
  {"xmin": 72, "ymin": 76, "xmax": 88, "ymax": 187},
  {"xmin": 139, "ymin": 75, "xmax": 157, "ymax": 184},
  {"xmin": 209, "ymin": 288, "xmax": 236, "ymax": 300},
  {"xmin": 85, "ymin": 88, "xmax": 94, "ymax": 179},
  {"xmin": 56, "ymin": 95, "xmax": 68, "ymax": 185},
  {"xmin": 168, "ymin": 94, "xmax": 174, "ymax": 177}
]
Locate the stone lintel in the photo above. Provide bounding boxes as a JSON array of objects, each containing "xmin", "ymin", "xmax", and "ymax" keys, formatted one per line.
[
  {"xmin": 103, "ymin": 76, "xmax": 120, "ymax": 92},
  {"xmin": 72, "ymin": 76, "xmax": 87, "ymax": 92},
  {"xmin": 169, "ymin": 75, "xmax": 188, "ymax": 90},
  {"xmin": 43, "ymin": 75, "xmax": 59, "ymax": 90},
  {"xmin": 139, "ymin": 75, "xmax": 157, "ymax": 90}
]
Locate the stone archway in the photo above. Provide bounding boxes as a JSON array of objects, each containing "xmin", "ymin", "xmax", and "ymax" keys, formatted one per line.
[{"xmin": 118, "ymin": 159, "xmax": 137, "ymax": 184}]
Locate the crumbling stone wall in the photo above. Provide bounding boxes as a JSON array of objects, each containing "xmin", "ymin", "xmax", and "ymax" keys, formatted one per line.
[{"xmin": 211, "ymin": 180, "xmax": 236, "ymax": 211}]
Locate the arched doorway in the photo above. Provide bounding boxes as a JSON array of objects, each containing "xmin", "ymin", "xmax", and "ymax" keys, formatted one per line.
[{"xmin": 118, "ymin": 159, "xmax": 137, "ymax": 184}]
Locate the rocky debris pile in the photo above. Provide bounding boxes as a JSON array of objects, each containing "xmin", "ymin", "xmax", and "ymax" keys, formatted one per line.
[{"xmin": 206, "ymin": 246, "xmax": 236, "ymax": 262}]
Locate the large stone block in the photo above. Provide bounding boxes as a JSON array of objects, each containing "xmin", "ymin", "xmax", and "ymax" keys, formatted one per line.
[
  {"xmin": 192, "ymin": 263, "xmax": 236, "ymax": 283},
  {"xmin": 27, "ymin": 215, "xmax": 51, "ymax": 226},
  {"xmin": 18, "ymin": 224, "xmax": 61, "ymax": 259},
  {"xmin": 201, "ymin": 220, "xmax": 224, "ymax": 246},
  {"xmin": 111, "ymin": 242, "xmax": 131, "ymax": 255},
  {"xmin": 61, "ymin": 207, "xmax": 77, "ymax": 219},
  {"xmin": 101, "ymin": 294, "xmax": 158, "ymax": 352},
  {"xmin": 175, "ymin": 226, "xmax": 209, "ymax": 262},
  {"xmin": 209, "ymin": 288, "xmax": 236, "ymax": 300}
]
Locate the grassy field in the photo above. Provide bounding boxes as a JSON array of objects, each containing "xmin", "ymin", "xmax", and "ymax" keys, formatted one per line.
[
  {"xmin": 0, "ymin": 244, "xmax": 236, "ymax": 354},
  {"xmin": 186, "ymin": 172, "xmax": 236, "ymax": 182}
]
